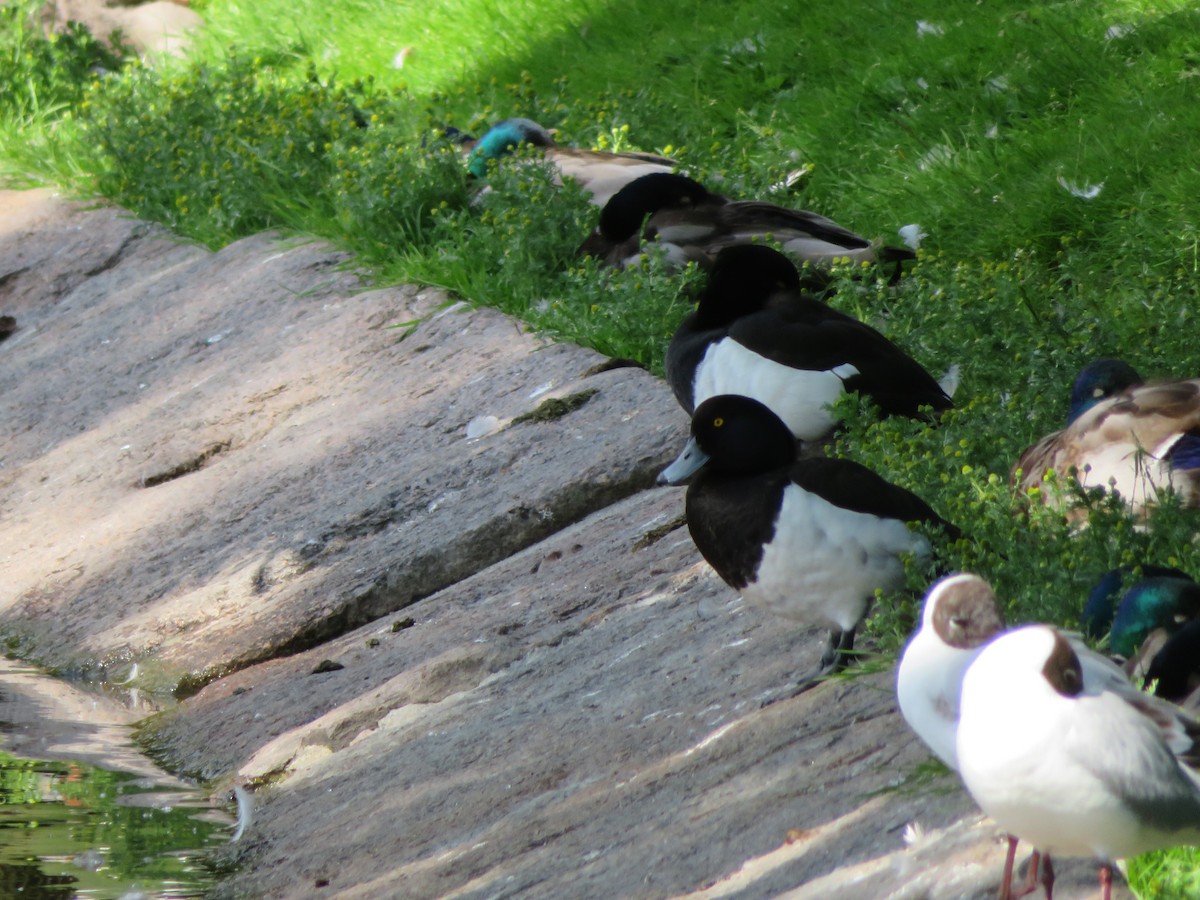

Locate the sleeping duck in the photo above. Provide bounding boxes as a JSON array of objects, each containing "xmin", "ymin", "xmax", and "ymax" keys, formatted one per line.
[
  {"xmin": 658, "ymin": 394, "xmax": 958, "ymax": 691},
  {"xmin": 1013, "ymin": 359, "xmax": 1200, "ymax": 515},
  {"xmin": 578, "ymin": 172, "xmax": 917, "ymax": 276},
  {"xmin": 665, "ymin": 245, "xmax": 953, "ymax": 443},
  {"xmin": 1083, "ymin": 565, "xmax": 1200, "ymax": 702},
  {"xmin": 465, "ymin": 117, "xmax": 678, "ymax": 207}
]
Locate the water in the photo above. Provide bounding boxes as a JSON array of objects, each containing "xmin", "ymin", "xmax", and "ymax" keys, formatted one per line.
[
  {"xmin": 0, "ymin": 661, "xmax": 231, "ymax": 899},
  {"xmin": 0, "ymin": 752, "xmax": 224, "ymax": 898}
]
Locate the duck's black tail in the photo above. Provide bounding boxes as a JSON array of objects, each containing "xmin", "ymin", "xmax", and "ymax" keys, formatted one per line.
[{"xmin": 878, "ymin": 245, "xmax": 918, "ymax": 285}]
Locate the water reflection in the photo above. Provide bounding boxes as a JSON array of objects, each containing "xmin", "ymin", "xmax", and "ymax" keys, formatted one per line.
[
  {"xmin": 0, "ymin": 752, "xmax": 222, "ymax": 898},
  {"xmin": 0, "ymin": 661, "xmax": 229, "ymax": 898}
]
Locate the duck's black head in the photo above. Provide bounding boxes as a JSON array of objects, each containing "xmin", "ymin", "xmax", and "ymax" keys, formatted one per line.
[
  {"xmin": 658, "ymin": 394, "xmax": 795, "ymax": 485},
  {"xmin": 598, "ymin": 173, "xmax": 718, "ymax": 240},
  {"xmin": 467, "ymin": 117, "xmax": 555, "ymax": 177},
  {"xmin": 692, "ymin": 395, "xmax": 796, "ymax": 471},
  {"xmin": 1067, "ymin": 358, "xmax": 1142, "ymax": 423},
  {"xmin": 695, "ymin": 245, "xmax": 803, "ymax": 326}
]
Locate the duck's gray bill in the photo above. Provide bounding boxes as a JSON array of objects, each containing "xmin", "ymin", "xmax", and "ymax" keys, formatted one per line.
[{"xmin": 657, "ymin": 437, "xmax": 710, "ymax": 485}]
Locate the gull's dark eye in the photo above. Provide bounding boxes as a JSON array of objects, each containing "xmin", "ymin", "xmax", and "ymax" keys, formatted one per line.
[
  {"xmin": 1062, "ymin": 667, "xmax": 1080, "ymax": 691},
  {"xmin": 1043, "ymin": 633, "xmax": 1084, "ymax": 697}
]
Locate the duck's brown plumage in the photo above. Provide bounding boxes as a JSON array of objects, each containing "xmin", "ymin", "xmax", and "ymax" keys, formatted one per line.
[
  {"xmin": 546, "ymin": 147, "xmax": 678, "ymax": 207},
  {"xmin": 580, "ymin": 173, "xmax": 915, "ymax": 275},
  {"xmin": 1014, "ymin": 378, "xmax": 1200, "ymax": 516}
]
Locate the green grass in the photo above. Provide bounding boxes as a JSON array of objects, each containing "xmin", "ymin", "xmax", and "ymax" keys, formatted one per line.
[
  {"xmin": 6, "ymin": 0, "xmax": 1200, "ymax": 893},
  {"xmin": 1130, "ymin": 846, "xmax": 1200, "ymax": 900}
]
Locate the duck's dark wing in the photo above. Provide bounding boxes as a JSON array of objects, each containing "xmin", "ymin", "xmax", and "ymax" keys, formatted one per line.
[
  {"xmin": 726, "ymin": 303, "xmax": 953, "ymax": 416},
  {"xmin": 576, "ymin": 228, "xmax": 641, "ymax": 266},
  {"xmin": 718, "ymin": 201, "xmax": 874, "ymax": 250},
  {"xmin": 1146, "ymin": 619, "xmax": 1200, "ymax": 702},
  {"xmin": 644, "ymin": 203, "xmax": 728, "ymax": 247},
  {"xmin": 609, "ymin": 149, "xmax": 679, "ymax": 166},
  {"xmin": 789, "ymin": 456, "xmax": 957, "ymax": 534}
]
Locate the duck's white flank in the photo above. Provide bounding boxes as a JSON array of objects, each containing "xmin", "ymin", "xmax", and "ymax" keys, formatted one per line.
[
  {"xmin": 692, "ymin": 341, "xmax": 857, "ymax": 442},
  {"xmin": 743, "ymin": 485, "xmax": 929, "ymax": 632}
]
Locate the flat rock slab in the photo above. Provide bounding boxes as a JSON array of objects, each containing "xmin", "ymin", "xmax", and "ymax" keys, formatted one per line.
[
  {"xmin": 0, "ymin": 189, "xmax": 684, "ymax": 690},
  {"xmin": 0, "ymin": 190, "xmax": 1132, "ymax": 899},
  {"xmin": 148, "ymin": 489, "xmax": 1127, "ymax": 900}
]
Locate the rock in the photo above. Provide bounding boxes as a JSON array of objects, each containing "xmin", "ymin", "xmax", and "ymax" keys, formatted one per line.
[
  {"xmin": 147, "ymin": 486, "xmax": 1130, "ymax": 899},
  {"xmin": 0, "ymin": 189, "xmax": 1134, "ymax": 898},
  {"xmin": 0, "ymin": 190, "xmax": 686, "ymax": 693},
  {"xmin": 37, "ymin": 0, "xmax": 203, "ymax": 60}
]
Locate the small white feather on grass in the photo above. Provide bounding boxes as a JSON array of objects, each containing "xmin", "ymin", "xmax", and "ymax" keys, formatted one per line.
[{"xmin": 1057, "ymin": 175, "xmax": 1104, "ymax": 199}]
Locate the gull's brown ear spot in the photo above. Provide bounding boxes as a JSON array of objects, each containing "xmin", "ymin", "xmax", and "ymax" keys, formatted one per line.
[{"xmin": 1043, "ymin": 632, "xmax": 1084, "ymax": 697}]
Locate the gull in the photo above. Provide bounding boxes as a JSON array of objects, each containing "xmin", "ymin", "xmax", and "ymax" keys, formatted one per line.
[
  {"xmin": 957, "ymin": 623, "xmax": 1200, "ymax": 900},
  {"xmin": 897, "ymin": 574, "xmax": 1040, "ymax": 897},
  {"xmin": 897, "ymin": 573, "xmax": 1006, "ymax": 770}
]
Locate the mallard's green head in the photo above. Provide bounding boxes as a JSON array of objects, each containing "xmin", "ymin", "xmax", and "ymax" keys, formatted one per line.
[
  {"xmin": 466, "ymin": 118, "xmax": 554, "ymax": 178},
  {"xmin": 1067, "ymin": 358, "xmax": 1142, "ymax": 424},
  {"xmin": 1082, "ymin": 564, "xmax": 1191, "ymax": 639},
  {"xmin": 1108, "ymin": 573, "xmax": 1200, "ymax": 657}
]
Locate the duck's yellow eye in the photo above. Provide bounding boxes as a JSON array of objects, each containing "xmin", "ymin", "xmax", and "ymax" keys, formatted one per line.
[
  {"xmin": 713, "ymin": 417, "xmax": 724, "ymax": 427},
  {"xmin": 1092, "ymin": 387, "xmax": 1105, "ymax": 398}
]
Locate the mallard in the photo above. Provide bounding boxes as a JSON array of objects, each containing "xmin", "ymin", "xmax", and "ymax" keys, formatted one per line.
[
  {"xmin": 1061, "ymin": 358, "xmax": 1145, "ymax": 422},
  {"xmin": 1013, "ymin": 359, "xmax": 1200, "ymax": 516},
  {"xmin": 657, "ymin": 394, "xmax": 957, "ymax": 690},
  {"xmin": 1083, "ymin": 564, "xmax": 1197, "ymax": 653},
  {"xmin": 465, "ymin": 117, "xmax": 678, "ymax": 207},
  {"xmin": 1084, "ymin": 565, "xmax": 1200, "ymax": 702},
  {"xmin": 578, "ymin": 172, "xmax": 917, "ymax": 276},
  {"xmin": 665, "ymin": 245, "xmax": 952, "ymax": 443}
]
